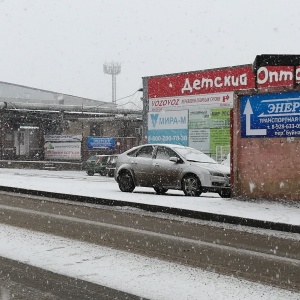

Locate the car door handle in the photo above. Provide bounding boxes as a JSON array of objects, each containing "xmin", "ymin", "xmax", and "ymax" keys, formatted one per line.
[
  {"xmin": 153, "ymin": 163, "xmax": 160, "ymax": 167},
  {"xmin": 131, "ymin": 161, "xmax": 137, "ymax": 164}
]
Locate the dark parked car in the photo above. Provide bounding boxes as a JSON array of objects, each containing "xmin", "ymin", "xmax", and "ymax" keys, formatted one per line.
[
  {"xmin": 114, "ymin": 144, "xmax": 231, "ymax": 197},
  {"xmin": 85, "ymin": 154, "xmax": 118, "ymax": 177}
]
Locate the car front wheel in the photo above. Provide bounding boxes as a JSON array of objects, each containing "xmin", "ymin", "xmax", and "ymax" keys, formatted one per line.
[
  {"xmin": 118, "ymin": 171, "xmax": 135, "ymax": 193},
  {"xmin": 87, "ymin": 170, "xmax": 94, "ymax": 176},
  {"xmin": 182, "ymin": 174, "xmax": 202, "ymax": 196},
  {"xmin": 219, "ymin": 189, "xmax": 231, "ymax": 198}
]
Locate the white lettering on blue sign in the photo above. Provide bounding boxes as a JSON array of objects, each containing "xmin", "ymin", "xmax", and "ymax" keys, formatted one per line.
[
  {"xmin": 258, "ymin": 98, "xmax": 300, "ymax": 117},
  {"xmin": 158, "ymin": 116, "xmax": 186, "ymax": 126},
  {"xmin": 148, "ymin": 110, "xmax": 188, "ymax": 130},
  {"xmin": 241, "ymin": 92, "xmax": 300, "ymax": 138},
  {"xmin": 267, "ymin": 101, "xmax": 300, "ymax": 114}
]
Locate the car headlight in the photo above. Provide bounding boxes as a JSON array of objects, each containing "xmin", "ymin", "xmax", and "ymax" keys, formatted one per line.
[{"xmin": 209, "ymin": 171, "xmax": 225, "ymax": 177}]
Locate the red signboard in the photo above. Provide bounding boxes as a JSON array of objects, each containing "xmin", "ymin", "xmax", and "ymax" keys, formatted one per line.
[{"xmin": 147, "ymin": 65, "xmax": 300, "ymax": 99}]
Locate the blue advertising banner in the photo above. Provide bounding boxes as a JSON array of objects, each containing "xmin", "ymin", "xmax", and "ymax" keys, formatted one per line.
[
  {"xmin": 87, "ymin": 137, "xmax": 115, "ymax": 149},
  {"xmin": 148, "ymin": 110, "xmax": 188, "ymax": 130},
  {"xmin": 148, "ymin": 129, "xmax": 188, "ymax": 146},
  {"xmin": 240, "ymin": 92, "xmax": 300, "ymax": 138}
]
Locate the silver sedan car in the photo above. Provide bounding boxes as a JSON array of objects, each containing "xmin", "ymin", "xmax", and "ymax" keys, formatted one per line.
[{"xmin": 115, "ymin": 144, "xmax": 231, "ymax": 197}]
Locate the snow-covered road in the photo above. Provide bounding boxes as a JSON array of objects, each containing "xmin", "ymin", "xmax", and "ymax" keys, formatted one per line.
[
  {"xmin": 0, "ymin": 224, "xmax": 299, "ymax": 300},
  {"xmin": 0, "ymin": 168, "xmax": 299, "ymax": 299}
]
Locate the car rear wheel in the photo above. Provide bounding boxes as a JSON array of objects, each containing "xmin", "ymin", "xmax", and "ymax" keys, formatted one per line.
[
  {"xmin": 87, "ymin": 170, "xmax": 94, "ymax": 176},
  {"xmin": 182, "ymin": 174, "xmax": 202, "ymax": 196},
  {"xmin": 154, "ymin": 187, "xmax": 168, "ymax": 195},
  {"xmin": 118, "ymin": 171, "xmax": 135, "ymax": 193}
]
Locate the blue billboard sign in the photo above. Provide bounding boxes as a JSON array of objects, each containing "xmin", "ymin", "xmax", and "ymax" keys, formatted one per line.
[
  {"xmin": 240, "ymin": 92, "xmax": 300, "ymax": 138},
  {"xmin": 87, "ymin": 137, "xmax": 115, "ymax": 150},
  {"xmin": 148, "ymin": 129, "xmax": 188, "ymax": 146},
  {"xmin": 148, "ymin": 110, "xmax": 188, "ymax": 145}
]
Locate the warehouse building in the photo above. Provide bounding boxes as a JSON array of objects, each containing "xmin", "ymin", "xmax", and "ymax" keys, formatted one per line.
[{"xmin": 0, "ymin": 81, "xmax": 142, "ymax": 162}]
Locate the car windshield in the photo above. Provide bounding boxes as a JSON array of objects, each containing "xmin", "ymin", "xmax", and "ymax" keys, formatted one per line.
[
  {"xmin": 175, "ymin": 147, "xmax": 218, "ymax": 164},
  {"xmin": 108, "ymin": 156, "xmax": 117, "ymax": 164}
]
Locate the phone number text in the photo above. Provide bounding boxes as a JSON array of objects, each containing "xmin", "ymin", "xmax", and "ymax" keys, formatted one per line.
[
  {"xmin": 148, "ymin": 135, "xmax": 188, "ymax": 142},
  {"xmin": 271, "ymin": 123, "xmax": 300, "ymax": 130}
]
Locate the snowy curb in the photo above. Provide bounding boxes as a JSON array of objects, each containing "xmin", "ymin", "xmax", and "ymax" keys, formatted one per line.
[{"xmin": 0, "ymin": 185, "xmax": 299, "ymax": 234}]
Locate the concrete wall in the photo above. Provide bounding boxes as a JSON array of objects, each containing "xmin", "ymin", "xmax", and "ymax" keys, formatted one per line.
[{"xmin": 232, "ymin": 88, "xmax": 300, "ymax": 201}]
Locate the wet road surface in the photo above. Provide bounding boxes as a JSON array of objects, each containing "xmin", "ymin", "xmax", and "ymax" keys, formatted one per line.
[{"xmin": 0, "ymin": 191, "xmax": 299, "ymax": 297}]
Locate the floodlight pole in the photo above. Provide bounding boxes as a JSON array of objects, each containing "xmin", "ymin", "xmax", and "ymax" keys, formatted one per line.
[{"xmin": 103, "ymin": 62, "xmax": 121, "ymax": 104}]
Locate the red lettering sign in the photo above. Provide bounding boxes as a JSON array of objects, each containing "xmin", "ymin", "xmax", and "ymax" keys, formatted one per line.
[{"xmin": 147, "ymin": 65, "xmax": 300, "ymax": 98}]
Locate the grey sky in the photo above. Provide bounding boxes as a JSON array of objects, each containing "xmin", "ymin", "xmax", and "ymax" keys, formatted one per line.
[{"xmin": 0, "ymin": 0, "xmax": 299, "ymax": 109}]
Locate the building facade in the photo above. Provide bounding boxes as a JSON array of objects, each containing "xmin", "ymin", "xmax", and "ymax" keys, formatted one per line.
[
  {"xmin": 142, "ymin": 62, "xmax": 300, "ymax": 161},
  {"xmin": 0, "ymin": 81, "xmax": 142, "ymax": 161}
]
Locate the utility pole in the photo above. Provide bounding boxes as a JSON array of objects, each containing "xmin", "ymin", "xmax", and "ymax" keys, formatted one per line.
[{"xmin": 103, "ymin": 62, "xmax": 121, "ymax": 104}]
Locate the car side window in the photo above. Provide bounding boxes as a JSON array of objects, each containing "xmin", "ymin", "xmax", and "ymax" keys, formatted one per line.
[
  {"xmin": 101, "ymin": 156, "xmax": 108, "ymax": 164},
  {"xmin": 135, "ymin": 146, "xmax": 154, "ymax": 158},
  {"xmin": 88, "ymin": 155, "xmax": 96, "ymax": 161},
  {"xmin": 127, "ymin": 148, "xmax": 139, "ymax": 157},
  {"xmin": 156, "ymin": 146, "xmax": 179, "ymax": 160}
]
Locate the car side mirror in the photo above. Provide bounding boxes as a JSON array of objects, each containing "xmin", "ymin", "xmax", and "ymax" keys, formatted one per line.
[{"xmin": 170, "ymin": 156, "xmax": 179, "ymax": 163}]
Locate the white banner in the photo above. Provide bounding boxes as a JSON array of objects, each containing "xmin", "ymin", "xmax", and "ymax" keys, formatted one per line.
[
  {"xmin": 44, "ymin": 142, "xmax": 81, "ymax": 160},
  {"xmin": 188, "ymin": 129, "xmax": 210, "ymax": 153},
  {"xmin": 44, "ymin": 135, "xmax": 82, "ymax": 142},
  {"xmin": 149, "ymin": 92, "xmax": 233, "ymax": 111}
]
